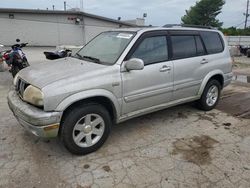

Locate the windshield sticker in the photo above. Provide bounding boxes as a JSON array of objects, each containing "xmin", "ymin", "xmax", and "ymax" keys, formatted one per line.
[{"xmin": 116, "ymin": 33, "xmax": 133, "ymax": 39}]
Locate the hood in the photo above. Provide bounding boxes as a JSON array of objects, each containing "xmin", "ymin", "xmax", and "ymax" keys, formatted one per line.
[{"xmin": 18, "ymin": 57, "xmax": 107, "ymax": 88}]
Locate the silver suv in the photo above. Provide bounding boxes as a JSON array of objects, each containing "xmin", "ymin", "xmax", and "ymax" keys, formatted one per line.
[{"xmin": 8, "ymin": 26, "xmax": 233, "ymax": 155}]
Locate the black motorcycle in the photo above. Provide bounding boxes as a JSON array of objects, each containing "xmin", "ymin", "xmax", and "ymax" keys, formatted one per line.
[{"xmin": 3, "ymin": 39, "xmax": 29, "ymax": 77}]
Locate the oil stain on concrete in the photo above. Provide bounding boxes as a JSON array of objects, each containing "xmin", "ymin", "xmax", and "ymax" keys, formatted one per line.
[{"xmin": 172, "ymin": 135, "xmax": 219, "ymax": 165}]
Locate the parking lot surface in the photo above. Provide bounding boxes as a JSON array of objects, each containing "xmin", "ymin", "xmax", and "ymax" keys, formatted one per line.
[{"xmin": 1, "ymin": 49, "xmax": 250, "ymax": 188}]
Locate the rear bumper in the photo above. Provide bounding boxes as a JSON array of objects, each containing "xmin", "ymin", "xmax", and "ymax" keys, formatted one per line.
[
  {"xmin": 224, "ymin": 72, "xmax": 233, "ymax": 88},
  {"xmin": 8, "ymin": 88, "xmax": 62, "ymax": 138}
]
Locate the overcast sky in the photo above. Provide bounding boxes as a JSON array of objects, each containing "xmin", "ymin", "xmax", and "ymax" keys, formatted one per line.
[{"xmin": 0, "ymin": 0, "xmax": 247, "ymax": 28}]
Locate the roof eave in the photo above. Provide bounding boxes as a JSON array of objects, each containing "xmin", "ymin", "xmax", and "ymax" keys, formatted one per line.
[{"xmin": 0, "ymin": 8, "xmax": 137, "ymax": 27}]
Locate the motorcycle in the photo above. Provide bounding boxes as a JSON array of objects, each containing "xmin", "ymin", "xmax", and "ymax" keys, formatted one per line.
[
  {"xmin": 0, "ymin": 44, "xmax": 5, "ymax": 72},
  {"xmin": 3, "ymin": 39, "xmax": 30, "ymax": 77},
  {"xmin": 44, "ymin": 49, "xmax": 72, "ymax": 60}
]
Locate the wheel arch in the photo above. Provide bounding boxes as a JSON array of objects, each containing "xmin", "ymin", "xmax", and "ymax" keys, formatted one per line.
[
  {"xmin": 56, "ymin": 89, "xmax": 121, "ymax": 124},
  {"xmin": 198, "ymin": 70, "xmax": 224, "ymax": 96}
]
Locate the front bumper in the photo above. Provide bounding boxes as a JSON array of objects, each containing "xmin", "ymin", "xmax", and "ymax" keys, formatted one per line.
[{"xmin": 7, "ymin": 88, "xmax": 62, "ymax": 138}]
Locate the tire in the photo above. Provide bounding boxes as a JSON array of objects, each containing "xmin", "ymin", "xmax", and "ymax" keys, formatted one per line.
[
  {"xmin": 247, "ymin": 49, "xmax": 250, "ymax": 58},
  {"xmin": 197, "ymin": 79, "xmax": 221, "ymax": 111},
  {"xmin": 11, "ymin": 66, "xmax": 20, "ymax": 77},
  {"xmin": 22, "ymin": 58, "xmax": 30, "ymax": 67},
  {"xmin": 22, "ymin": 60, "xmax": 30, "ymax": 67},
  {"xmin": 60, "ymin": 103, "xmax": 112, "ymax": 155}
]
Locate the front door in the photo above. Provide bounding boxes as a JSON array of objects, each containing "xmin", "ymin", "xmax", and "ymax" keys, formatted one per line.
[{"xmin": 121, "ymin": 33, "xmax": 173, "ymax": 115}]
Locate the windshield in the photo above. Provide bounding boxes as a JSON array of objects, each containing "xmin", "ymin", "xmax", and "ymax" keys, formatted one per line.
[{"xmin": 76, "ymin": 31, "xmax": 135, "ymax": 65}]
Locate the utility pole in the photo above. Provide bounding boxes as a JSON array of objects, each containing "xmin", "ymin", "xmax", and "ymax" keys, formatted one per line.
[
  {"xmin": 80, "ymin": 0, "xmax": 84, "ymax": 11},
  {"xmin": 64, "ymin": 1, "xmax": 66, "ymax": 11},
  {"xmin": 244, "ymin": 0, "xmax": 250, "ymax": 29}
]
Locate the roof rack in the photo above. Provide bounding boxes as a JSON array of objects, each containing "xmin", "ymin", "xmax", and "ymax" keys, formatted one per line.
[{"xmin": 163, "ymin": 24, "xmax": 216, "ymax": 30}]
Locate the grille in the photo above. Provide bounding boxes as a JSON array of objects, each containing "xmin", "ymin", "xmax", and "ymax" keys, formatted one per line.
[{"xmin": 16, "ymin": 78, "xmax": 30, "ymax": 98}]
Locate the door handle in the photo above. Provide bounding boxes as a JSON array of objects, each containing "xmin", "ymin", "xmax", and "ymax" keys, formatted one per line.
[
  {"xmin": 201, "ymin": 59, "xmax": 209, "ymax": 64},
  {"xmin": 160, "ymin": 65, "xmax": 171, "ymax": 72}
]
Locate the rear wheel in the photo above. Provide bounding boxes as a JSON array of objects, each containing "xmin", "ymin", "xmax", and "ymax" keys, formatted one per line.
[
  {"xmin": 197, "ymin": 79, "xmax": 221, "ymax": 111},
  {"xmin": 60, "ymin": 103, "xmax": 112, "ymax": 155}
]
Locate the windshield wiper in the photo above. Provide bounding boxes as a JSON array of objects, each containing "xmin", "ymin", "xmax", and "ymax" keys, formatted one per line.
[
  {"xmin": 75, "ymin": 53, "xmax": 83, "ymax": 59},
  {"xmin": 82, "ymin": 56, "xmax": 101, "ymax": 63}
]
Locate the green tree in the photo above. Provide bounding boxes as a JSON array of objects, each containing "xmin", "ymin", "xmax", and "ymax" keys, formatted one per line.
[{"xmin": 182, "ymin": 0, "xmax": 225, "ymax": 28}]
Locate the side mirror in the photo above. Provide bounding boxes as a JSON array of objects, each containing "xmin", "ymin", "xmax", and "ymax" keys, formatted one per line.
[{"xmin": 125, "ymin": 58, "xmax": 144, "ymax": 71}]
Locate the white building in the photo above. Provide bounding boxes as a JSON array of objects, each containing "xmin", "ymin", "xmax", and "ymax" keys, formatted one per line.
[{"xmin": 0, "ymin": 8, "xmax": 136, "ymax": 46}]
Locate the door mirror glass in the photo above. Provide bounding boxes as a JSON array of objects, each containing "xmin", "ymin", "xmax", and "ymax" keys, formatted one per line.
[{"xmin": 125, "ymin": 58, "xmax": 144, "ymax": 71}]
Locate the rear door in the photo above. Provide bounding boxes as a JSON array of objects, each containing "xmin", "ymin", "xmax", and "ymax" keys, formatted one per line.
[
  {"xmin": 170, "ymin": 31, "xmax": 207, "ymax": 100},
  {"xmin": 121, "ymin": 31, "xmax": 173, "ymax": 115},
  {"xmin": 199, "ymin": 31, "xmax": 228, "ymax": 74}
]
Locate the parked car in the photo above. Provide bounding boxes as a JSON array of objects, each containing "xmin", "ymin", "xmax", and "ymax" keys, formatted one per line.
[{"xmin": 8, "ymin": 26, "xmax": 233, "ymax": 155}]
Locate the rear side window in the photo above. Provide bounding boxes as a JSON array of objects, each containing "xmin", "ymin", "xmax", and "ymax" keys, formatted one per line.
[
  {"xmin": 200, "ymin": 31, "xmax": 224, "ymax": 54},
  {"xmin": 131, "ymin": 36, "xmax": 168, "ymax": 65},
  {"xmin": 171, "ymin": 36, "xmax": 196, "ymax": 59}
]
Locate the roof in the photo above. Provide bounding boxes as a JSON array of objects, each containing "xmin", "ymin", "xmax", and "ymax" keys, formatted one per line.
[
  {"xmin": 0, "ymin": 8, "xmax": 136, "ymax": 27},
  {"xmin": 111, "ymin": 26, "xmax": 219, "ymax": 34},
  {"xmin": 110, "ymin": 27, "xmax": 145, "ymax": 32}
]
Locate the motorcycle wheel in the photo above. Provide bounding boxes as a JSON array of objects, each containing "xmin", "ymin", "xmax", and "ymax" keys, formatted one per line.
[
  {"xmin": 22, "ymin": 61, "xmax": 29, "ymax": 67},
  {"xmin": 22, "ymin": 58, "xmax": 30, "ymax": 67},
  {"xmin": 247, "ymin": 49, "xmax": 250, "ymax": 58},
  {"xmin": 11, "ymin": 66, "xmax": 20, "ymax": 77}
]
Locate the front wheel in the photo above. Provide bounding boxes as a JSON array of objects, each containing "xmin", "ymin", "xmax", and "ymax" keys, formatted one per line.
[
  {"xmin": 22, "ymin": 58, "xmax": 30, "ymax": 67},
  {"xmin": 11, "ymin": 66, "xmax": 20, "ymax": 77},
  {"xmin": 60, "ymin": 103, "xmax": 112, "ymax": 155},
  {"xmin": 197, "ymin": 79, "xmax": 221, "ymax": 111},
  {"xmin": 247, "ymin": 49, "xmax": 250, "ymax": 58}
]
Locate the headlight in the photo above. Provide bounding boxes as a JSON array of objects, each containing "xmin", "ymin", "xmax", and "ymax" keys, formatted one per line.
[
  {"xmin": 23, "ymin": 85, "xmax": 44, "ymax": 107},
  {"xmin": 13, "ymin": 73, "xmax": 19, "ymax": 86}
]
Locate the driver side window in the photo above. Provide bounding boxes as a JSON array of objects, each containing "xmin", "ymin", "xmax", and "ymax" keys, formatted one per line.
[{"xmin": 130, "ymin": 36, "xmax": 168, "ymax": 66}]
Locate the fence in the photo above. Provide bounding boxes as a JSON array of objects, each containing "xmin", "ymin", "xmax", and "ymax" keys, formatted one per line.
[{"xmin": 226, "ymin": 36, "xmax": 250, "ymax": 46}]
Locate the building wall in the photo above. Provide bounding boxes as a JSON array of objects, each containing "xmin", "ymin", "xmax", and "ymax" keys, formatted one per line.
[{"xmin": 0, "ymin": 12, "xmax": 130, "ymax": 46}]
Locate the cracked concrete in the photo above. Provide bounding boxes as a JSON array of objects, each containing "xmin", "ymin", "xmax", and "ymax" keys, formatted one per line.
[{"xmin": 1, "ymin": 48, "xmax": 250, "ymax": 188}]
